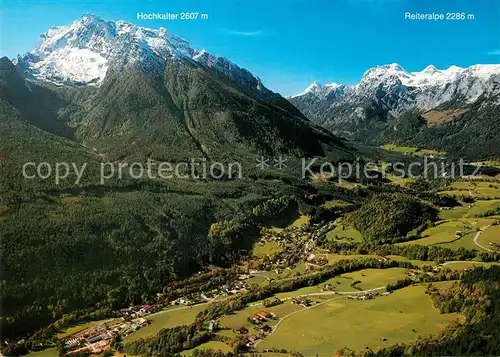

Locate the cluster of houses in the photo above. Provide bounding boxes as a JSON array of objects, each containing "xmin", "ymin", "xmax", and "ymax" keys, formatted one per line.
[
  {"xmin": 291, "ymin": 296, "xmax": 313, "ymax": 307},
  {"xmin": 64, "ymin": 316, "xmax": 150, "ymax": 355},
  {"xmin": 120, "ymin": 304, "xmax": 162, "ymax": 318},
  {"xmin": 252, "ymin": 219, "xmax": 343, "ymax": 277},
  {"xmin": 64, "ymin": 324, "xmax": 113, "ymax": 355},
  {"xmin": 63, "ymin": 304, "xmax": 163, "ymax": 355},
  {"xmin": 407, "ymin": 269, "xmax": 421, "ymax": 277},
  {"xmin": 261, "ymin": 237, "xmax": 315, "ymax": 273},
  {"xmin": 259, "ymin": 225, "xmax": 308, "ymax": 248},
  {"xmin": 249, "ymin": 311, "xmax": 275, "ymax": 324},
  {"xmin": 320, "ymin": 283, "xmax": 338, "ymax": 292},
  {"xmin": 310, "ymin": 220, "xmax": 337, "ymax": 241},
  {"xmin": 170, "ymin": 297, "xmax": 201, "ymax": 306},
  {"xmin": 220, "ymin": 280, "xmax": 248, "ymax": 295},
  {"xmin": 235, "ymin": 323, "xmax": 274, "ymax": 349},
  {"xmin": 408, "ymin": 266, "xmax": 441, "ymax": 278},
  {"xmin": 306, "ymin": 253, "xmax": 328, "ymax": 267},
  {"xmin": 345, "ymin": 291, "xmax": 389, "ymax": 301},
  {"xmin": 169, "ymin": 280, "xmax": 249, "ymax": 307}
]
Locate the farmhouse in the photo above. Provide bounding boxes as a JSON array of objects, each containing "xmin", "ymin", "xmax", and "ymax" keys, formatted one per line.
[
  {"xmin": 407, "ymin": 269, "xmax": 420, "ymax": 277},
  {"xmin": 257, "ymin": 311, "xmax": 274, "ymax": 319},
  {"xmin": 121, "ymin": 304, "xmax": 161, "ymax": 317},
  {"xmin": 259, "ymin": 324, "xmax": 273, "ymax": 334},
  {"xmin": 306, "ymin": 253, "xmax": 328, "ymax": 266},
  {"xmin": 247, "ymin": 335, "xmax": 261, "ymax": 343},
  {"xmin": 251, "ymin": 314, "xmax": 262, "ymax": 324},
  {"xmin": 291, "ymin": 297, "xmax": 312, "ymax": 307},
  {"xmin": 236, "ymin": 327, "xmax": 249, "ymax": 334}
]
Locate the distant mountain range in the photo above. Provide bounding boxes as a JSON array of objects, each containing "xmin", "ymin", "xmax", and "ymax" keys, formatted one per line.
[
  {"xmin": 5, "ymin": 14, "xmax": 500, "ymax": 161},
  {"xmin": 289, "ymin": 63, "xmax": 500, "ymax": 159},
  {"xmin": 4, "ymin": 14, "xmax": 352, "ymax": 163}
]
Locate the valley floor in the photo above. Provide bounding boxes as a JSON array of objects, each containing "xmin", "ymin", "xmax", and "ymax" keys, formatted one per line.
[
  {"xmin": 258, "ymin": 285, "xmax": 462, "ymax": 356},
  {"xmin": 21, "ymin": 170, "xmax": 500, "ymax": 357}
]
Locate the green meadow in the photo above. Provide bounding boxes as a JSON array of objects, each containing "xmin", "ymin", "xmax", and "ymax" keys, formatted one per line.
[
  {"xmin": 124, "ymin": 304, "xmax": 208, "ymax": 342},
  {"xmin": 477, "ymin": 225, "xmax": 500, "ymax": 247},
  {"xmin": 440, "ymin": 181, "xmax": 500, "ymax": 199},
  {"xmin": 381, "ymin": 144, "xmax": 445, "ymax": 158},
  {"xmin": 400, "ymin": 218, "xmax": 493, "ymax": 250},
  {"xmin": 259, "ymin": 285, "xmax": 462, "ymax": 356},
  {"xmin": 182, "ymin": 341, "xmax": 232, "ymax": 356},
  {"xmin": 326, "ymin": 225, "xmax": 363, "ymax": 243}
]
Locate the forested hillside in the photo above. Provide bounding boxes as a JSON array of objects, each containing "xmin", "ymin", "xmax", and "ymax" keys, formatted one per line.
[
  {"xmin": 347, "ymin": 193, "xmax": 438, "ymax": 244},
  {"xmin": 292, "ymin": 97, "xmax": 500, "ymax": 160},
  {"xmin": 0, "ymin": 45, "xmax": 355, "ymax": 344},
  {"xmin": 3, "ymin": 11, "xmax": 500, "ymax": 357}
]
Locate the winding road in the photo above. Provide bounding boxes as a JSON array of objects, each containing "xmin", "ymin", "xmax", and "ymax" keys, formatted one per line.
[
  {"xmin": 254, "ymin": 286, "xmax": 386, "ymax": 347},
  {"xmin": 473, "ymin": 225, "xmax": 493, "ymax": 252},
  {"xmin": 441, "ymin": 260, "xmax": 477, "ymax": 266}
]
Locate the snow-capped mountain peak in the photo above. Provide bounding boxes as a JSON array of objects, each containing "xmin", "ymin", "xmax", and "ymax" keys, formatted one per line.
[
  {"xmin": 298, "ymin": 81, "xmax": 323, "ymax": 95},
  {"xmin": 307, "ymin": 81, "xmax": 322, "ymax": 90},
  {"xmin": 422, "ymin": 64, "xmax": 438, "ymax": 74},
  {"xmin": 290, "ymin": 81, "xmax": 344, "ymax": 99},
  {"xmin": 36, "ymin": 14, "xmax": 115, "ymax": 56},
  {"xmin": 291, "ymin": 63, "xmax": 500, "ymax": 117},
  {"xmin": 14, "ymin": 14, "xmax": 269, "ymax": 94},
  {"xmin": 361, "ymin": 63, "xmax": 407, "ymax": 78}
]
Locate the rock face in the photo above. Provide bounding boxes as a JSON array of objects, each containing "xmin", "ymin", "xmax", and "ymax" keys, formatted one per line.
[
  {"xmin": 4, "ymin": 15, "xmax": 353, "ymax": 162},
  {"xmin": 289, "ymin": 63, "xmax": 500, "ymax": 159},
  {"xmin": 290, "ymin": 63, "xmax": 500, "ymax": 124},
  {"xmin": 14, "ymin": 14, "xmax": 266, "ymax": 92}
]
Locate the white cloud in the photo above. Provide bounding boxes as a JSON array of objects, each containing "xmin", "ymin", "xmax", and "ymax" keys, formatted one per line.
[
  {"xmin": 487, "ymin": 49, "xmax": 500, "ymax": 55},
  {"xmin": 221, "ymin": 29, "xmax": 263, "ymax": 37}
]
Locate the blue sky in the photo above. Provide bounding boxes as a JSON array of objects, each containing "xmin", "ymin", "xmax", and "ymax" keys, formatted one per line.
[{"xmin": 1, "ymin": 0, "xmax": 499, "ymax": 96}]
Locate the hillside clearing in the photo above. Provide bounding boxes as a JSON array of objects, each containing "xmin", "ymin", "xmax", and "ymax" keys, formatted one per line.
[
  {"xmin": 124, "ymin": 304, "xmax": 207, "ymax": 343},
  {"xmin": 258, "ymin": 285, "xmax": 462, "ymax": 356}
]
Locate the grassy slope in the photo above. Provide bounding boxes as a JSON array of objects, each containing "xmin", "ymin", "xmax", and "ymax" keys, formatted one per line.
[
  {"xmin": 326, "ymin": 225, "xmax": 363, "ymax": 243},
  {"xmin": 220, "ymin": 267, "xmax": 409, "ymax": 330},
  {"xmin": 439, "ymin": 181, "xmax": 500, "ymax": 199},
  {"xmin": 439, "ymin": 200, "xmax": 500, "ymax": 220},
  {"xmin": 259, "ymin": 285, "xmax": 462, "ymax": 356},
  {"xmin": 24, "ymin": 348, "xmax": 58, "ymax": 357},
  {"xmin": 381, "ymin": 144, "xmax": 445, "ymax": 158},
  {"xmin": 219, "ymin": 303, "xmax": 303, "ymax": 331},
  {"xmin": 252, "ymin": 242, "xmax": 283, "ymax": 258},
  {"xmin": 124, "ymin": 304, "xmax": 208, "ymax": 343},
  {"xmin": 397, "ymin": 180, "xmax": 500, "ymax": 250},
  {"xmin": 442, "ymin": 261, "xmax": 499, "ymax": 270},
  {"xmin": 385, "ymin": 255, "xmax": 434, "ymax": 267},
  {"xmin": 181, "ymin": 341, "xmax": 232, "ymax": 356},
  {"xmin": 335, "ymin": 268, "xmax": 409, "ymax": 291},
  {"xmin": 477, "ymin": 225, "xmax": 500, "ymax": 246},
  {"xmin": 56, "ymin": 321, "xmax": 101, "ymax": 339}
]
